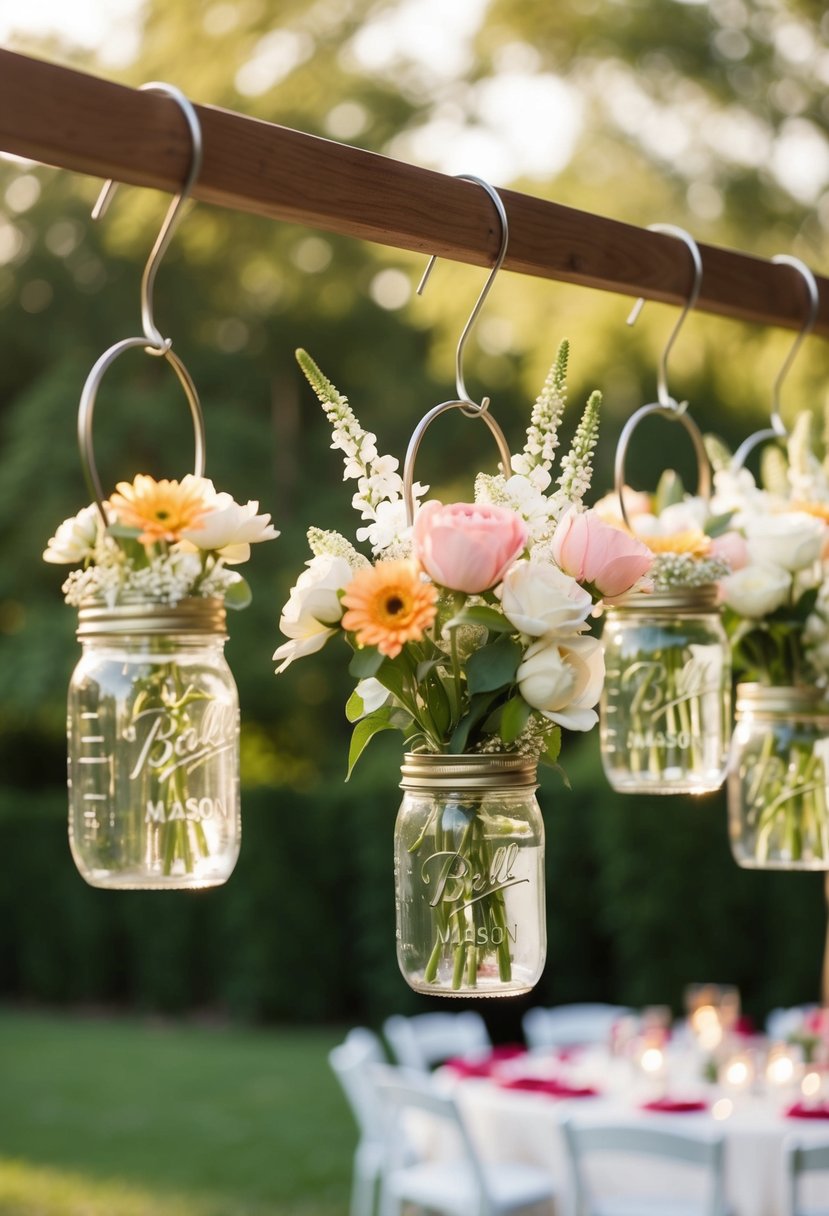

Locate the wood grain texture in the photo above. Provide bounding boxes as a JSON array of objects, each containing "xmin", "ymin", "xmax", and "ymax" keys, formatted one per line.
[{"xmin": 2, "ymin": 48, "xmax": 828, "ymax": 337}]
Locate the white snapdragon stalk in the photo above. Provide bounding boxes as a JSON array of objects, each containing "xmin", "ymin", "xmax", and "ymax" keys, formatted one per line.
[
  {"xmin": 511, "ymin": 339, "xmax": 568, "ymax": 476},
  {"xmin": 549, "ymin": 390, "xmax": 602, "ymax": 516}
]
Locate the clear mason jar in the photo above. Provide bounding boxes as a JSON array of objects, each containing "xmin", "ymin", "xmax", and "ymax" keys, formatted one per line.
[
  {"xmin": 728, "ymin": 683, "xmax": 829, "ymax": 870},
  {"xmin": 600, "ymin": 586, "xmax": 731, "ymax": 795},
  {"xmin": 67, "ymin": 598, "xmax": 240, "ymax": 889},
  {"xmin": 394, "ymin": 753, "xmax": 545, "ymax": 998}
]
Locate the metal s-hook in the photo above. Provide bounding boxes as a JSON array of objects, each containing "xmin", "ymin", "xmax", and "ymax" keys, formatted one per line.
[
  {"xmin": 768, "ymin": 254, "xmax": 819, "ymax": 434},
  {"xmin": 730, "ymin": 254, "xmax": 819, "ymax": 470},
  {"xmin": 92, "ymin": 81, "xmax": 203, "ymax": 354},
  {"xmin": 627, "ymin": 223, "xmax": 703, "ymax": 413},
  {"xmin": 417, "ymin": 173, "xmax": 509, "ymax": 414}
]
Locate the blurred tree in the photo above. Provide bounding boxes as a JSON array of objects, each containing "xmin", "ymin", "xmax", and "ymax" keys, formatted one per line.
[{"xmin": 0, "ymin": 0, "xmax": 827, "ymax": 1019}]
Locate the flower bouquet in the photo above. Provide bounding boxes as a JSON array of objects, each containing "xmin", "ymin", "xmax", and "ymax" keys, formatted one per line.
[
  {"xmin": 707, "ymin": 416, "xmax": 829, "ymax": 868},
  {"xmin": 45, "ymin": 475, "xmax": 278, "ymax": 888},
  {"xmin": 275, "ymin": 342, "xmax": 653, "ymax": 993},
  {"xmin": 593, "ymin": 472, "xmax": 735, "ymax": 793}
]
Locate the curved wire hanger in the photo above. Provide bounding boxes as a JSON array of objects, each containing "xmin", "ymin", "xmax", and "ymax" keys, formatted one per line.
[
  {"xmin": 627, "ymin": 223, "xmax": 703, "ymax": 413},
  {"xmin": 92, "ymin": 81, "xmax": 203, "ymax": 353},
  {"xmin": 731, "ymin": 255, "xmax": 820, "ymax": 469},
  {"xmin": 416, "ymin": 173, "xmax": 509, "ymax": 414}
]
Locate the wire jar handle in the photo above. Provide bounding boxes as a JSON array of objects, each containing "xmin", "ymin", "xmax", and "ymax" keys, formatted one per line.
[
  {"xmin": 403, "ymin": 399, "xmax": 513, "ymax": 527},
  {"xmin": 78, "ymin": 337, "xmax": 206, "ymax": 524},
  {"xmin": 614, "ymin": 401, "xmax": 711, "ymax": 531}
]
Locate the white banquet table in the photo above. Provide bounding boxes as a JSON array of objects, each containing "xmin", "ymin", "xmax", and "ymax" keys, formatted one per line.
[{"xmin": 442, "ymin": 1048, "xmax": 829, "ymax": 1216}]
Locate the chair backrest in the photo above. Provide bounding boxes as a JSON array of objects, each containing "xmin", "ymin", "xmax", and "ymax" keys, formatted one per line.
[
  {"xmin": 523, "ymin": 1004, "xmax": 631, "ymax": 1050},
  {"xmin": 561, "ymin": 1118, "xmax": 727, "ymax": 1216},
  {"xmin": 383, "ymin": 1011, "xmax": 491, "ymax": 1071},
  {"xmin": 785, "ymin": 1138, "xmax": 829, "ymax": 1216},
  {"xmin": 328, "ymin": 1027, "xmax": 388, "ymax": 1145},
  {"xmin": 373, "ymin": 1063, "xmax": 487, "ymax": 1191}
]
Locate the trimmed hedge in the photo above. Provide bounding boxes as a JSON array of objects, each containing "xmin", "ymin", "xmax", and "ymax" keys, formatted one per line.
[{"xmin": 0, "ymin": 733, "xmax": 824, "ymax": 1030}]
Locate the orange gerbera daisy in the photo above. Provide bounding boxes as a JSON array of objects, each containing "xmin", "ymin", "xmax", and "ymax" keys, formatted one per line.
[
  {"xmin": 643, "ymin": 529, "xmax": 711, "ymax": 558},
  {"xmin": 341, "ymin": 560, "xmax": 438, "ymax": 659},
  {"xmin": 108, "ymin": 474, "xmax": 212, "ymax": 545}
]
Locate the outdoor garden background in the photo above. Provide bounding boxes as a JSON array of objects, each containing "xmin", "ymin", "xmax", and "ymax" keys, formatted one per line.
[{"xmin": 1, "ymin": 0, "xmax": 829, "ymax": 1212}]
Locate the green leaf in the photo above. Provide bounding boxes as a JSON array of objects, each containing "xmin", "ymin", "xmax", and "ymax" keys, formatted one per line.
[
  {"xmin": 445, "ymin": 605, "xmax": 514, "ymax": 633},
  {"xmin": 793, "ymin": 586, "xmax": 819, "ymax": 622},
  {"xmin": 449, "ymin": 692, "xmax": 499, "ymax": 754},
  {"xmin": 348, "ymin": 646, "xmax": 384, "ymax": 678},
  {"xmin": 346, "ymin": 711, "xmax": 399, "ymax": 779},
  {"xmin": 542, "ymin": 724, "xmax": 562, "ymax": 767},
  {"xmin": 704, "ymin": 511, "xmax": 735, "ymax": 538},
  {"xmin": 106, "ymin": 523, "xmax": 143, "ymax": 540},
  {"xmin": 416, "ymin": 658, "xmax": 444, "ymax": 682},
  {"xmin": 654, "ymin": 469, "xmax": 684, "ymax": 514},
  {"xmin": 345, "ymin": 689, "xmax": 365, "ymax": 723},
  {"xmin": 465, "ymin": 637, "xmax": 523, "ymax": 695},
  {"xmin": 499, "ymin": 695, "xmax": 532, "ymax": 746},
  {"xmin": 224, "ymin": 576, "xmax": 252, "ymax": 611}
]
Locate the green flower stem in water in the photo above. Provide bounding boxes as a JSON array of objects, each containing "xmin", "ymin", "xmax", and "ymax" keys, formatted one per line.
[
  {"xmin": 746, "ymin": 739, "xmax": 828, "ymax": 865},
  {"xmin": 413, "ymin": 803, "xmax": 515, "ymax": 991}
]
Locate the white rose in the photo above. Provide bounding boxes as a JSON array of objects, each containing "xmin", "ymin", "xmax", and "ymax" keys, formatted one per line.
[
  {"xmin": 720, "ymin": 564, "xmax": 791, "ymax": 618},
  {"xmin": 517, "ymin": 634, "xmax": 605, "ymax": 731},
  {"xmin": 43, "ymin": 503, "xmax": 104, "ymax": 564},
  {"xmin": 273, "ymin": 554, "xmax": 353, "ymax": 672},
  {"xmin": 745, "ymin": 512, "xmax": 825, "ymax": 573},
  {"xmin": 181, "ymin": 493, "xmax": 279, "ymax": 564},
  {"xmin": 499, "ymin": 560, "xmax": 592, "ymax": 637}
]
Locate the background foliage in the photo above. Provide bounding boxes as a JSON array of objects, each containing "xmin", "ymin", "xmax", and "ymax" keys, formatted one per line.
[{"xmin": 1, "ymin": 0, "xmax": 829, "ymax": 1032}]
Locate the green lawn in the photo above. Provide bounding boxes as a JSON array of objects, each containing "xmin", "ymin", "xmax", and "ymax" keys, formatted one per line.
[{"xmin": 0, "ymin": 1009, "xmax": 355, "ymax": 1216}]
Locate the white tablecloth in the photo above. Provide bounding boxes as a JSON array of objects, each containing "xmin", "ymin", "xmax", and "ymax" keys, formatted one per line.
[{"xmin": 444, "ymin": 1051, "xmax": 829, "ymax": 1216}]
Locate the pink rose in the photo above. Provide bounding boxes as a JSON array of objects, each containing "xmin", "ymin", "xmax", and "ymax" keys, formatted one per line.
[
  {"xmin": 709, "ymin": 531, "xmax": 748, "ymax": 572},
  {"xmin": 551, "ymin": 507, "xmax": 653, "ymax": 599},
  {"xmin": 413, "ymin": 501, "xmax": 527, "ymax": 594}
]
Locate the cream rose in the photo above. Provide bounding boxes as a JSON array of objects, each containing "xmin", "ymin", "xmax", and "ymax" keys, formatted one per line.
[
  {"xmin": 517, "ymin": 633, "xmax": 605, "ymax": 731},
  {"xmin": 745, "ymin": 512, "xmax": 825, "ymax": 573},
  {"xmin": 43, "ymin": 503, "xmax": 104, "ymax": 564},
  {"xmin": 499, "ymin": 560, "xmax": 592, "ymax": 637},
  {"xmin": 273, "ymin": 554, "xmax": 353, "ymax": 672},
  {"xmin": 720, "ymin": 563, "xmax": 791, "ymax": 618}
]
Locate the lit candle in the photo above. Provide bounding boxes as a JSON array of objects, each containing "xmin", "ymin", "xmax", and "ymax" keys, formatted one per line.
[
  {"xmin": 721, "ymin": 1053, "xmax": 753, "ymax": 1092},
  {"xmin": 766, "ymin": 1046, "xmax": 796, "ymax": 1088},
  {"xmin": 691, "ymin": 1004, "xmax": 723, "ymax": 1052}
]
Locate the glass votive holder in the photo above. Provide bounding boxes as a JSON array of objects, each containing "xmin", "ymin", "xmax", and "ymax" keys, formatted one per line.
[
  {"xmin": 765, "ymin": 1043, "xmax": 801, "ymax": 1096},
  {"xmin": 719, "ymin": 1051, "xmax": 755, "ymax": 1095}
]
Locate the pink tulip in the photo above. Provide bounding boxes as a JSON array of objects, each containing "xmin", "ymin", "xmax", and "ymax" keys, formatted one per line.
[
  {"xmin": 709, "ymin": 530, "xmax": 748, "ymax": 572},
  {"xmin": 412, "ymin": 501, "xmax": 527, "ymax": 593},
  {"xmin": 551, "ymin": 507, "xmax": 653, "ymax": 599}
]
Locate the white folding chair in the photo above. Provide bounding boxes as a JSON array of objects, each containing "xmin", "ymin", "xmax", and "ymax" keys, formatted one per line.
[
  {"xmin": 329, "ymin": 1028, "xmax": 389, "ymax": 1216},
  {"xmin": 523, "ymin": 1004, "xmax": 631, "ymax": 1051},
  {"xmin": 374, "ymin": 1065, "xmax": 557, "ymax": 1216},
  {"xmin": 784, "ymin": 1139, "xmax": 829, "ymax": 1216},
  {"xmin": 560, "ymin": 1118, "xmax": 729, "ymax": 1216},
  {"xmin": 383, "ymin": 1011, "xmax": 491, "ymax": 1071}
]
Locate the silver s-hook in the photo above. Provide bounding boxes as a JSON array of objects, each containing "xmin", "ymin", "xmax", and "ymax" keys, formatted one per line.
[
  {"xmin": 416, "ymin": 174, "xmax": 509, "ymax": 415},
  {"xmin": 91, "ymin": 81, "xmax": 203, "ymax": 354},
  {"xmin": 627, "ymin": 223, "xmax": 703, "ymax": 413},
  {"xmin": 731, "ymin": 254, "xmax": 819, "ymax": 470}
]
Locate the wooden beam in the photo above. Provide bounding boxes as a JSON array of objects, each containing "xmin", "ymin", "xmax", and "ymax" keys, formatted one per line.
[{"xmin": 1, "ymin": 47, "xmax": 828, "ymax": 338}]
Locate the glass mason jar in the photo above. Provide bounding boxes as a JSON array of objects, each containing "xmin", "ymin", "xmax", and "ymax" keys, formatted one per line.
[
  {"xmin": 728, "ymin": 683, "xmax": 829, "ymax": 870},
  {"xmin": 394, "ymin": 753, "xmax": 545, "ymax": 998},
  {"xmin": 600, "ymin": 586, "xmax": 731, "ymax": 795},
  {"xmin": 67, "ymin": 598, "xmax": 240, "ymax": 889}
]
